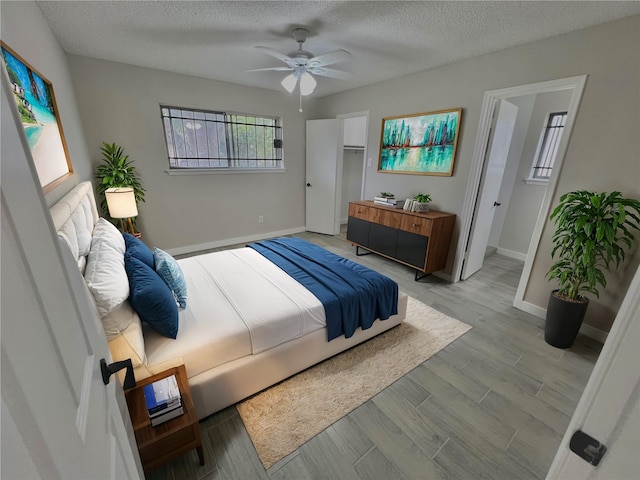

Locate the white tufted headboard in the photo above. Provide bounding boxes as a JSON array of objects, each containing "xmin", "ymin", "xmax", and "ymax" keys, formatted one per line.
[{"xmin": 50, "ymin": 181, "xmax": 100, "ymax": 271}]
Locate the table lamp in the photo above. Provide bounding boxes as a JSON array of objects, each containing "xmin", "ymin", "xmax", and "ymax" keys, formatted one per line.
[{"xmin": 105, "ymin": 187, "xmax": 138, "ymax": 235}]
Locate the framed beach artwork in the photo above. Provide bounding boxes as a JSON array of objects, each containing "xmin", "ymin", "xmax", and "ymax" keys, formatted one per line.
[
  {"xmin": 2, "ymin": 42, "xmax": 72, "ymax": 192},
  {"xmin": 378, "ymin": 108, "xmax": 462, "ymax": 176}
]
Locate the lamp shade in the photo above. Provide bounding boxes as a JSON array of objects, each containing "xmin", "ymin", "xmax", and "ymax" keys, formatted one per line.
[
  {"xmin": 299, "ymin": 73, "xmax": 317, "ymax": 96},
  {"xmin": 281, "ymin": 73, "xmax": 297, "ymax": 94},
  {"xmin": 105, "ymin": 187, "xmax": 138, "ymax": 218}
]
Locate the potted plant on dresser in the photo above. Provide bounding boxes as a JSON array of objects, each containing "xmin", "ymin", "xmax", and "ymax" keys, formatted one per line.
[
  {"xmin": 412, "ymin": 193, "xmax": 432, "ymax": 212},
  {"xmin": 545, "ymin": 190, "xmax": 640, "ymax": 348}
]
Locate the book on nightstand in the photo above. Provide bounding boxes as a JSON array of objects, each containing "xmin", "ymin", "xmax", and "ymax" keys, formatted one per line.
[
  {"xmin": 143, "ymin": 375, "xmax": 183, "ymax": 425},
  {"xmin": 150, "ymin": 405, "xmax": 185, "ymax": 426}
]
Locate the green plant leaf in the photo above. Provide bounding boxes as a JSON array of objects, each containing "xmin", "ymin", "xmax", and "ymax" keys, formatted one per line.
[
  {"xmin": 546, "ymin": 190, "xmax": 640, "ymax": 301},
  {"xmin": 95, "ymin": 142, "xmax": 145, "ymax": 218}
]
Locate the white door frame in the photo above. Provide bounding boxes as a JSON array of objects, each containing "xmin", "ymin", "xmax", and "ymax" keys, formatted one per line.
[{"xmin": 452, "ymin": 75, "xmax": 588, "ymax": 310}]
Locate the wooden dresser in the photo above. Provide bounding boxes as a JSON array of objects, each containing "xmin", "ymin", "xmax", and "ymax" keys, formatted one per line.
[{"xmin": 347, "ymin": 201, "xmax": 456, "ymax": 280}]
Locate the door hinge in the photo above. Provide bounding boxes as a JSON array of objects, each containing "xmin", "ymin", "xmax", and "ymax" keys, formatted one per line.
[{"xmin": 570, "ymin": 430, "xmax": 607, "ymax": 466}]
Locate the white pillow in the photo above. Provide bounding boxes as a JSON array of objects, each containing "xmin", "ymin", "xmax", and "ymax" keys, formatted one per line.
[
  {"xmin": 107, "ymin": 309, "xmax": 147, "ymax": 368},
  {"xmin": 84, "ymin": 218, "xmax": 128, "ymax": 317},
  {"xmin": 101, "ymin": 300, "xmax": 137, "ymax": 340}
]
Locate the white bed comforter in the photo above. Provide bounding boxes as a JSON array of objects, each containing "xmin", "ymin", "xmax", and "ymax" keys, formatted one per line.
[{"xmin": 143, "ymin": 248, "xmax": 327, "ymax": 377}]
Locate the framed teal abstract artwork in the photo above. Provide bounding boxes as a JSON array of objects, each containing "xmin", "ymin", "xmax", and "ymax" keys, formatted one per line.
[
  {"xmin": 2, "ymin": 42, "xmax": 73, "ymax": 192},
  {"xmin": 378, "ymin": 108, "xmax": 462, "ymax": 176}
]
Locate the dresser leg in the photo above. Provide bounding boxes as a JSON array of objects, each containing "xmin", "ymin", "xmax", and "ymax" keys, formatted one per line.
[{"xmin": 414, "ymin": 270, "xmax": 430, "ymax": 282}]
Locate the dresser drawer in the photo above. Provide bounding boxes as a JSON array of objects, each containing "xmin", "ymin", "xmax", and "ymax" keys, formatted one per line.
[
  {"xmin": 400, "ymin": 215, "xmax": 432, "ymax": 236},
  {"xmin": 349, "ymin": 203, "xmax": 370, "ymax": 221},
  {"xmin": 371, "ymin": 209, "xmax": 402, "ymax": 229}
]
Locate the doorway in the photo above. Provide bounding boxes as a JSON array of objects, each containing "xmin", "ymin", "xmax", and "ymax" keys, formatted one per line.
[
  {"xmin": 453, "ymin": 76, "xmax": 588, "ymax": 310},
  {"xmin": 305, "ymin": 112, "xmax": 369, "ymax": 235},
  {"xmin": 338, "ymin": 112, "xmax": 369, "ymax": 225}
]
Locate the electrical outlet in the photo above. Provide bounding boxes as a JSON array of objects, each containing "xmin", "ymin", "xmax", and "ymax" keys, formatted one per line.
[{"xmin": 259, "ymin": 215, "xmax": 264, "ymax": 223}]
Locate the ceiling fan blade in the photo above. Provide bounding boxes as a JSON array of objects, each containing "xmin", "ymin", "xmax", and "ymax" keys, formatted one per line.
[
  {"xmin": 308, "ymin": 67, "xmax": 351, "ymax": 80},
  {"xmin": 247, "ymin": 67, "xmax": 294, "ymax": 72},
  {"xmin": 254, "ymin": 46, "xmax": 297, "ymax": 67},
  {"xmin": 307, "ymin": 49, "xmax": 351, "ymax": 67}
]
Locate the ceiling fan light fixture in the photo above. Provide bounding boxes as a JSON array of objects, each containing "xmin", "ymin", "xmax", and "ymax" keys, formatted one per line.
[
  {"xmin": 254, "ymin": 26, "xmax": 350, "ymax": 98},
  {"xmin": 299, "ymin": 72, "xmax": 317, "ymax": 96},
  {"xmin": 281, "ymin": 73, "xmax": 297, "ymax": 93}
]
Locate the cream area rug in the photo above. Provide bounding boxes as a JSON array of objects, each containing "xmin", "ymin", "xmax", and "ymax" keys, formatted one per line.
[{"xmin": 236, "ymin": 296, "xmax": 472, "ymax": 469}]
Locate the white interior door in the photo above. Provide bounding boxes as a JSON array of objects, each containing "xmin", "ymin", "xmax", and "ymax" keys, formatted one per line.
[
  {"xmin": 1, "ymin": 70, "xmax": 142, "ymax": 479},
  {"xmin": 461, "ymin": 99, "xmax": 518, "ymax": 279},
  {"xmin": 547, "ymin": 265, "xmax": 640, "ymax": 479},
  {"xmin": 306, "ymin": 119, "xmax": 342, "ymax": 235}
]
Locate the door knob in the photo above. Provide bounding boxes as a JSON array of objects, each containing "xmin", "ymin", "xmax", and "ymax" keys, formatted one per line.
[
  {"xmin": 493, "ymin": 201, "xmax": 502, "ymax": 207},
  {"xmin": 100, "ymin": 358, "xmax": 136, "ymax": 389},
  {"xmin": 306, "ymin": 183, "xmax": 312, "ymax": 187}
]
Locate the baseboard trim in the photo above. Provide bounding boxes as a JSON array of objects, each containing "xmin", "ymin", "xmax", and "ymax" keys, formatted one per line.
[
  {"xmin": 515, "ymin": 300, "xmax": 608, "ymax": 344},
  {"xmin": 496, "ymin": 247, "xmax": 527, "ymax": 261},
  {"xmin": 578, "ymin": 323, "xmax": 608, "ymax": 344},
  {"xmin": 485, "ymin": 246, "xmax": 497, "ymax": 258},
  {"xmin": 166, "ymin": 227, "xmax": 307, "ymax": 257},
  {"xmin": 516, "ymin": 300, "xmax": 546, "ymax": 319}
]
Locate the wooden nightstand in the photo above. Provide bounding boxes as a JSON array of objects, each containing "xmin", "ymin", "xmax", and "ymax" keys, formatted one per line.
[{"xmin": 124, "ymin": 364, "xmax": 204, "ymax": 473}]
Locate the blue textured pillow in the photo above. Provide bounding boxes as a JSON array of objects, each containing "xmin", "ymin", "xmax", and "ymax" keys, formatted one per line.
[
  {"xmin": 124, "ymin": 253, "xmax": 179, "ymax": 339},
  {"xmin": 123, "ymin": 233, "xmax": 154, "ymax": 269},
  {"xmin": 154, "ymin": 248, "xmax": 187, "ymax": 309}
]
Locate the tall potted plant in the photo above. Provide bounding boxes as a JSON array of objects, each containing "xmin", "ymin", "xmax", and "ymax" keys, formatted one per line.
[
  {"xmin": 545, "ymin": 190, "xmax": 640, "ymax": 348},
  {"xmin": 95, "ymin": 142, "xmax": 146, "ymax": 226}
]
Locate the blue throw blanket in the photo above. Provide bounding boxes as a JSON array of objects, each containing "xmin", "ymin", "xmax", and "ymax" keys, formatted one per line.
[{"xmin": 248, "ymin": 238, "xmax": 398, "ymax": 341}]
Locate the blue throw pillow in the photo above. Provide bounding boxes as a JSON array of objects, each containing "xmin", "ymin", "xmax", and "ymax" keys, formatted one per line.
[
  {"xmin": 154, "ymin": 248, "xmax": 187, "ymax": 309},
  {"xmin": 124, "ymin": 253, "xmax": 179, "ymax": 339},
  {"xmin": 123, "ymin": 233, "xmax": 155, "ymax": 269}
]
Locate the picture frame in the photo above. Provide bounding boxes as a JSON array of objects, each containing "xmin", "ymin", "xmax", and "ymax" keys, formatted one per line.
[
  {"xmin": 2, "ymin": 42, "xmax": 73, "ymax": 192},
  {"xmin": 378, "ymin": 108, "xmax": 462, "ymax": 176}
]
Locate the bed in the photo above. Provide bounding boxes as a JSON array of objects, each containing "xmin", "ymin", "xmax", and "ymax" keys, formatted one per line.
[{"xmin": 50, "ymin": 181, "xmax": 408, "ymax": 419}]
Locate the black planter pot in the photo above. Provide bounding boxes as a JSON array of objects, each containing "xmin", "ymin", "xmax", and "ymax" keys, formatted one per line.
[{"xmin": 544, "ymin": 290, "xmax": 589, "ymax": 348}]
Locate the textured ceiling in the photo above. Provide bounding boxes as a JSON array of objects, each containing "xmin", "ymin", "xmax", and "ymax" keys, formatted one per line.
[{"xmin": 36, "ymin": 1, "xmax": 640, "ymax": 97}]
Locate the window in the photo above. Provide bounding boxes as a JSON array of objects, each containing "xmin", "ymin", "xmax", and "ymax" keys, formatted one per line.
[
  {"xmin": 161, "ymin": 106, "xmax": 283, "ymax": 171},
  {"xmin": 529, "ymin": 111, "xmax": 567, "ymax": 182}
]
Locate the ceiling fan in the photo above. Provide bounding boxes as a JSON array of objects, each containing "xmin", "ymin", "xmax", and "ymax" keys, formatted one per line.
[{"xmin": 250, "ymin": 27, "xmax": 351, "ymax": 97}]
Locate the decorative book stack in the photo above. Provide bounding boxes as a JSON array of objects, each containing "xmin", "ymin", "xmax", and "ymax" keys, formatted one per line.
[
  {"xmin": 373, "ymin": 196, "xmax": 404, "ymax": 208},
  {"xmin": 143, "ymin": 374, "xmax": 184, "ymax": 426}
]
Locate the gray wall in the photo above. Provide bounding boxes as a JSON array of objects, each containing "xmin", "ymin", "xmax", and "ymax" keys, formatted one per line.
[
  {"xmin": 316, "ymin": 15, "xmax": 640, "ymax": 332},
  {"xmin": 67, "ymin": 55, "xmax": 315, "ymax": 251},
  {"xmin": 1, "ymin": 1, "xmax": 93, "ymax": 205}
]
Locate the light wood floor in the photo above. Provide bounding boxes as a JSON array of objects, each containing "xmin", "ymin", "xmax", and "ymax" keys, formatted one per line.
[{"xmin": 148, "ymin": 230, "xmax": 602, "ymax": 480}]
